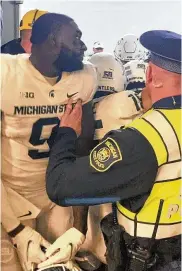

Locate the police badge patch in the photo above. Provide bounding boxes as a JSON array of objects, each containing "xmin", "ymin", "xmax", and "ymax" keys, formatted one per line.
[{"xmin": 90, "ymin": 137, "xmax": 122, "ymax": 172}]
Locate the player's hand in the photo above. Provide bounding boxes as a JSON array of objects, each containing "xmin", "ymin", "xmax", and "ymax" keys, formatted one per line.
[
  {"xmin": 12, "ymin": 226, "xmax": 50, "ymax": 271},
  {"xmin": 60, "ymin": 99, "xmax": 82, "ymax": 136},
  {"xmin": 37, "ymin": 227, "xmax": 85, "ymax": 269}
]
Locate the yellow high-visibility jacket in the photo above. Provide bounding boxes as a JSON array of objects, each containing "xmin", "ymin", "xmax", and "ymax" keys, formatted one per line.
[{"xmin": 117, "ymin": 108, "xmax": 181, "ymax": 239}]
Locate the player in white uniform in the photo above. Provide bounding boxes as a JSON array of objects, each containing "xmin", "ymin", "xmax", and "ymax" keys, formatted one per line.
[
  {"xmin": 38, "ymin": 52, "xmax": 151, "ymax": 270},
  {"xmin": 1, "ymin": 13, "xmax": 97, "ymax": 271},
  {"xmin": 89, "ymin": 52, "xmax": 125, "ymax": 100}
]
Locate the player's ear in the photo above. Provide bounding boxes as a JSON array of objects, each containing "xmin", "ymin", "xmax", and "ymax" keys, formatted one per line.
[
  {"xmin": 146, "ymin": 64, "xmax": 152, "ymax": 85},
  {"xmin": 47, "ymin": 32, "xmax": 62, "ymax": 49},
  {"xmin": 47, "ymin": 33, "xmax": 56, "ymax": 47}
]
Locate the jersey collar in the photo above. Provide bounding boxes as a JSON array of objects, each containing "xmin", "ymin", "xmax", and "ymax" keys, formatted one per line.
[{"xmin": 153, "ymin": 95, "xmax": 182, "ymax": 109}]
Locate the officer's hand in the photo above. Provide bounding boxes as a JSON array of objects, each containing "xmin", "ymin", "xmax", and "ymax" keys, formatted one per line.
[{"xmin": 60, "ymin": 99, "xmax": 82, "ymax": 136}]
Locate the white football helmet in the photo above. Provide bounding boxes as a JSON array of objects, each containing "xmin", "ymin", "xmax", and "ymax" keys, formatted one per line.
[
  {"xmin": 114, "ymin": 34, "xmax": 146, "ymax": 64},
  {"xmin": 123, "ymin": 59, "xmax": 148, "ymax": 91}
]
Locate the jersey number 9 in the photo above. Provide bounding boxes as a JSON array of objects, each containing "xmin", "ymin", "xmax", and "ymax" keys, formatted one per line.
[{"xmin": 28, "ymin": 117, "xmax": 59, "ymax": 159}]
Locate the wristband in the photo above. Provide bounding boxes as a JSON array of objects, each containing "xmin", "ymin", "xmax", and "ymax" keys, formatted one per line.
[{"xmin": 8, "ymin": 223, "xmax": 25, "ymax": 238}]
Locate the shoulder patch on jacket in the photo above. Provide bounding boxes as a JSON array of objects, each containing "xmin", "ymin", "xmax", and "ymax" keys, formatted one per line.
[{"xmin": 90, "ymin": 137, "xmax": 122, "ymax": 172}]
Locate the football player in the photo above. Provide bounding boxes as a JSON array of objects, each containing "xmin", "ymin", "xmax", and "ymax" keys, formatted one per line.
[
  {"xmin": 38, "ymin": 54, "xmax": 152, "ymax": 269},
  {"xmin": 89, "ymin": 52, "xmax": 125, "ymax": 100},
  {"xmin": 1, "ymin": 13, "xmax": 97, "ymax": 271},
  {"xmin": 93, "ymin": 58, "xmax": 148, "ymax": 140},
  {"xmin": 114, "ymin": 34, "xmax": 146, "ymax": 65}
]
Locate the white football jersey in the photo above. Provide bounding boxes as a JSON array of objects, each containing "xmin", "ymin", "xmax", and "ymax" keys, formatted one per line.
[
  {"xmin": 94, "ymin": 90, "xmax": 143, "ymax": 140},
  {"xmin": 1, "ymin": 54, "xmax": 97, "ymax": 197},
  {"xmin": 89, "ymin": 52, "xmax": 124, "ymax": 98}
]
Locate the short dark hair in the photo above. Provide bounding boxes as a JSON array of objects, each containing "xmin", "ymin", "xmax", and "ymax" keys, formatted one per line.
[{"xmin": 31, "ymin": 13, "xmax": 73, "ymax": 45}]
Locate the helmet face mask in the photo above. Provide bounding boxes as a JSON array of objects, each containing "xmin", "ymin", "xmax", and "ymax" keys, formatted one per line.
[{"xmin": 114, "ymin": 34, "xmax": 147, "ymax": 64}]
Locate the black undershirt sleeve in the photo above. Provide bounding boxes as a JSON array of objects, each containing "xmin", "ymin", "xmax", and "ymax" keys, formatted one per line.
[
  {"xmin": 46, "ymin": 127, "xmax": 158, "ymax": 206},
  {"xmin": 75, "ymin": 101, "xmax": 95, "ymax": 156},
  {"xmin": 48, "ymin": 101, "xmax": 95, "ymax": 156}
]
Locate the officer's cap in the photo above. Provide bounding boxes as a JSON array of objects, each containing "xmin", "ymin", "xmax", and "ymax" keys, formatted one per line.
[{"xmin": 140, "ymin": 30, "xmax": 181, "ymax": 74}]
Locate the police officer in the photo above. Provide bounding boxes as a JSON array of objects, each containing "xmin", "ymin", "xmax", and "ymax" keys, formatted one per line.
[
  {"xmin": 45, "ymin": 30, "xmax": 181, "ymax": 271},
  {"xmin": 1, "ymin": 9, "xmax": 47, "ymax": 54}
]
